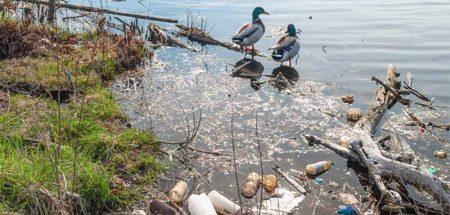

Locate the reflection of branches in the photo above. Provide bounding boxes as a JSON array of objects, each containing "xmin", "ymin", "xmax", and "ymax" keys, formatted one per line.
[{"xmin": 156, "ymin": 102, "xmax": 202, "ymax": 149}]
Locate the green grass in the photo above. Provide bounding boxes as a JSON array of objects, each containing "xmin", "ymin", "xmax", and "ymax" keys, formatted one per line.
[{"xmin": 0, "ymin": 18, "xmax": 162, "ymax": 214}]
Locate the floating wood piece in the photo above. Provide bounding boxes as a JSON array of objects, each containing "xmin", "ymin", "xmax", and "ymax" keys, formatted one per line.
[
  {"xmin": 273, "ymin": 166, "xmax": 307, "ymax": 194},
  {"xmin": 18, "ymin": 0, "xmax": 178, "ymax": 23}
]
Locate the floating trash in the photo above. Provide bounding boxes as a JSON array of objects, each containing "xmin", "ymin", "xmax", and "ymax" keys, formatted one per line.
[
  {"xmin": 341, "ymin": 95, "xmax": 355, "ymax": 104},
  {"xmin": 337, "ymin": 205, "xmax": 357, "ymax": 215},
  {"xmin": 314, "ymin": 177, "xmax": 324, "ymax": 183},
  {"xmin": 256, "ymin": 188, "xmax": 305, "ymax": 214},
  {"xmin": 188, "ymin": 193, "xmax": 217, "ymax": 215},
  {"xmin": 170, "ymin": 180, "xmax": 188, "ymax": 204},
  {"xmin": 433, "ymin": 150, "xmax": 447, "ymax": 159},
  {"xmin": 305, "ymin": 161, "xmax": 334, "ymax": 176},
  {"xmin": 427, "ymin": 166, "xmax": 440, "ymax": 176},
  {"xmin": 339, "ymin": 193, "xmax": 359, "ymax": 205},
  {"xmin": 242, "ymin": 172, "xmax": 261, "ymax": 198},
  {"xmin": 346, "ymin": 108, "xmax": 362, "ymax": 122},
  {"xmin": 208, "ymin": 190, "xmax": 241, "ymax": 215},
  {"xmin": 261, "ymin": 175, "xmax": 278, "ymax": 194}
]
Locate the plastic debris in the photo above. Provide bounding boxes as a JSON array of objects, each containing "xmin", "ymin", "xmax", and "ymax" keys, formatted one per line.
[
  {"xmin": 208, "ymin": 190, "xmax": 241, "ymax": 215},
  {"xmin": 339, "ymin": 136, "xmax": 351, "ymax": 148},
  {"xmin": 261, "ymin": 175, "xmax": 278, "ymax": 194},
  {"xmin": 346, "ymin": 108, "xmax": 362, "ymax": 122},
  {"xmin": 314, "ymin": 177, "xmax": 324, "ymax": 183},
  {"xmin": 188, "ymin": 193, "xmax": 217, "ymax": 215},
  {"xmin": 131, "ymin": 209, "xmax": 146, "ymax": 215},
  {"xmin": 339, "ymin": 193, "xmax": 359, "ymax": 205},
  {"xmin": 433, "ymin": 150, "xmax": 447, "ymax": 159},
  {"xmin": 427, "ymin": 166, "xmax": 439, "ymax": 176},
  {"xmin": 341, "ymin": 95, "xmax": 354, "ymax": 104},
  {"xmin": 169, "ymin": 180, "xmax": 188, "ymax": 204},
  {"xmin": 305, "ymin": 161, "xmax": 334, "ymax": 176},
  {"xmin": 242, "ymin": 172, "xmax": 261, "ymax": 198},
  {"xmin": 337, "ymin": 205, "xmax": 357, "ymax": 215},
  {"xmin": 256, "ymin": 188, "xmax": 305, "ymax": 214},
  {"xmin": 328, "ymin": 180, "xmax": 340, "ymax": 187}
]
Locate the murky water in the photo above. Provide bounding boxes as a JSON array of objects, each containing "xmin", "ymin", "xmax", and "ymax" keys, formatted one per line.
[{"xmin": 74, "ymin": 0, "xmax": 449, "ymax": 213}]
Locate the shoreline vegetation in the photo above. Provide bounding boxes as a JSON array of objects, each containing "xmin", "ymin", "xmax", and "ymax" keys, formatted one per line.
[
  {"xmin": 1, "ymin": 1, "xmax": 450, "ymax": 215},
  {"xmin": 0, "ymin": 3, "xmax": 164, "ymax": 214}
]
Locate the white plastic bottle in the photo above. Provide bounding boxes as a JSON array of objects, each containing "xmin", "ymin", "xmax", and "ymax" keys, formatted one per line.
[
  {"xmin": 208, "ymin": 190, "xmax": 241, "ymax": 215},
  {"xmin": 188, "ymin": 193, "xmax": 217, "ymax": 215}
]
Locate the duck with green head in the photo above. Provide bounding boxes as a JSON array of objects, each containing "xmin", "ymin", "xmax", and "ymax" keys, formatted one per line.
[
  {"xmin": 232, "ymin": 7, "xmax": 269, "ymax": 58},
  {"xmin": 270, "ymin": 24, "xmax": 301, "ymax": 67}
]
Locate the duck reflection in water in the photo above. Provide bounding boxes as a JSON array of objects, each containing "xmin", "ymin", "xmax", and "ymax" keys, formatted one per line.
[
  {"xmin": 268, "ymin": 66, "xmax": 299, "ymax": 91},
  {"xmin": 231, "ymin": 58, "xmax": 264, "ymax": 91}
]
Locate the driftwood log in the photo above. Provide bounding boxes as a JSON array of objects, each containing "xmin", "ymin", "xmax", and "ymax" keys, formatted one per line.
[
  {"xmin": 18, "ymin": 0, "xmax": 178, "ymax": 23},
  {"xmin": 175, "ymin": 24, "xmax": 269, "ymax": 58},
  {"xmin": 304, "ymin": 64, "xmax": 450, "ymax": 213},
  {"xmin": 147, "ymin": 24, "xmax": 197, "ymax": 52}
]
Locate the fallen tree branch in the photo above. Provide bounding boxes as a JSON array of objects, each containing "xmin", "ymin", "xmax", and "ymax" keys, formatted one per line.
[
  {"xmin": 147, "ymin": 24, "xmax": 197, "ymax": 52},
  {"xmin": 175, "ymin": 24, "xmax": 270, "ymax": 58},
  {"xmin": 306, "ymin": 64, "xmax": 450, "ymax": 212},
  {"xmin": 19, "ymin": 0, "xmax": 178, "ymax": 23}
]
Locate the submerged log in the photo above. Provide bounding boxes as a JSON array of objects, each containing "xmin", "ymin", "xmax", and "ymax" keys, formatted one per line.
[
  {"xmin": 18, "ymin": 0, "xmax": 178, "ymax": 23},
  {"xmin": 305, "ymin": 64, "xmax": 450, "ymax": 212}
]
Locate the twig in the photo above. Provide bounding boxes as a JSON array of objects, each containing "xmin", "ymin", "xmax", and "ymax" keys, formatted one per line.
[
  {"xmin": 401, "ymin": 108, "xmax": 446, "ymax": 143},
  {"xmin": 17, "ymin": 0, "xmax": 178, "ymax": 23},
  {"xmin": 231, "ymin": 109, "xmax": 244, "ymax": 215},
  {"xmin": 184, "ymin": 146, "xmax": 229, "ymax": 156},
  {"xmin": 274, "ymin": 166, "xmax": 307, "ymax": 194},
  {"xmin": 256, "ymin": 114, "xmax": 263, "ymax": 215}
]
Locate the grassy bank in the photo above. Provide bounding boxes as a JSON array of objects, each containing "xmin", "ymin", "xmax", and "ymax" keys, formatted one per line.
[{"xmin": 0, "ymin": 15, "xmax": 163, "ymax": 214}]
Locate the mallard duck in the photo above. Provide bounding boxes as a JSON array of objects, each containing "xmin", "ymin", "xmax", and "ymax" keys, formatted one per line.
[
  {"xmin": 232, "ymin": 7, "xmax": 269, "ymax": 58},
  {"xmin": 270, "ymin": 24, "xmax": 300, "ymax": 67}
]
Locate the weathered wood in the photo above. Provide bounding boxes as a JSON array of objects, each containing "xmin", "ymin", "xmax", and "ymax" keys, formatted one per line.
[
  {"xmin": 46, "ymin": 0, "xmax": 56, "ymax": 23},
  {"xmin": 273, "ymin": 166, "xmax": 307, "ymax": 194},
  {"xmin": 18, "ymin": 0, "xmax": 178, "ymax": 23},
  {"xmin": 147, "ymin": 24, "xmax": 197, "ymax": 51},
  {"xmin": 175, "ymin": 24, "xmax": 269, "ymax": 58},
  {"xmin": 355, "ymin": 64, "xmax": 399, "ymax": 134},
  {"xmin": 306, "ymin": 64, "xmax": 450, "ymax": 211}
]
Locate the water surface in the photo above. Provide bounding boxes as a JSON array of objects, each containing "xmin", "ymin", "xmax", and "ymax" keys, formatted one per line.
[{"xmin": 72, "ymin": 0, "xmax": 450, "ymax": 213}]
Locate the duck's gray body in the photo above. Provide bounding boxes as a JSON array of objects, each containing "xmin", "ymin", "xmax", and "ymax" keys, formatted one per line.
[
  {"xmin": 271, "ymin": 35, "xmax": 300, "ymax": 62},
  {"xmin": 232, "ymin": 19, "xmax": 265, "ymax": 46}
]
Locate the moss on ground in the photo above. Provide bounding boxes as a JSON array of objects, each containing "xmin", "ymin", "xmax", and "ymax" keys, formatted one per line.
[{"xmin": 0, "ymin": 17, "xmax": 162, "ymax": 214}]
